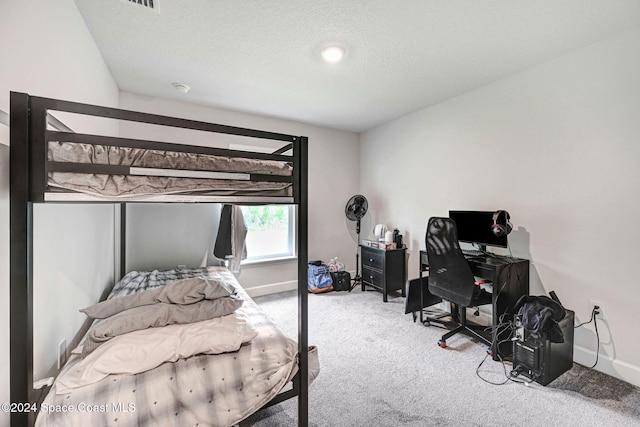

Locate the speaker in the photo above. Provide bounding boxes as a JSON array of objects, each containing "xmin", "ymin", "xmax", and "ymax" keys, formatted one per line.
[
  {"xmin": 512, "ymin": 309, "xmax": 575, "ymax": 385},
  {"xmin": 491, "ymin": 210, "xmax": 512, "ymax": 237}
]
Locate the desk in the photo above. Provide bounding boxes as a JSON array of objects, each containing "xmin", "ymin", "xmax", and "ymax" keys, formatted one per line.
[{"xmin": 418, "ymin": 250, "xmax": 529, "ymax": 360}]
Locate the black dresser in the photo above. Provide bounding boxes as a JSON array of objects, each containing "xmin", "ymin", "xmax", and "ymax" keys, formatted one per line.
[{"xmin": 360, "ymin": 245, "xmax": 407, "ymax": 302}]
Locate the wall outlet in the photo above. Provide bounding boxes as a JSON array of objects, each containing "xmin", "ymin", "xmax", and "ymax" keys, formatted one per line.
[
  {"xmin": 590, "ymin": 300, "xmax": 606, "ymax": 321},
  {"xmin": 57, "ymin": 339, "xmax": 67, "ymax": 369}
]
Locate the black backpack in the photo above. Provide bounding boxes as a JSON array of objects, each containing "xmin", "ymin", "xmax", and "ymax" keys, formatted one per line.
[{"xmin": 331, "ymin": 271, "xmax": 352, "ymax": 292}]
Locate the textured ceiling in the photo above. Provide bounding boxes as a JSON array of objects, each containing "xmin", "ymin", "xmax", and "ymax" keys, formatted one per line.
[{"xmin": 74, "ymin": 0, "xmax": 640, "ymax": 132}]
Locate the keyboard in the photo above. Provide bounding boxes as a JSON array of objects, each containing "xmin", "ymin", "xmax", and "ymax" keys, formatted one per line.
[{"xmin": 461, "ymin": 249, "xmax": 484, "ymax": 258}]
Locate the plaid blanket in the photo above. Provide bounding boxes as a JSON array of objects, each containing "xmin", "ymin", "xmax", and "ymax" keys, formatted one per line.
[{"xmin": 36, "ymin": 267, "xmax": 309, "ymax": 427}]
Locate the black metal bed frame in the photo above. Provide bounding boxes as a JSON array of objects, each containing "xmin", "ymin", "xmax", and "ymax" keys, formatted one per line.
[{"xmin": 9, "ymin": 92, "xmax": 309, "ymax": 427}]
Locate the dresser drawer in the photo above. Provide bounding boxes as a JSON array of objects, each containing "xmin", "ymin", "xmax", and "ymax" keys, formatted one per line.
[
  {"xmin": 361, "ymin": 248, "xmax": 385, "ymax": 270},
  {"xmin": 359, "ymin": 245, "xmax": 407, "ymax": 302},
  {"xmin": 362, "ymin": 266, "xmax": 384, "ymax": 289}
]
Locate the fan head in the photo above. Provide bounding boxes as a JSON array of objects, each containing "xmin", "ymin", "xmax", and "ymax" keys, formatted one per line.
[{"xmin": 345, "ymin": 195, "xmax": 368, "ymax": 221}]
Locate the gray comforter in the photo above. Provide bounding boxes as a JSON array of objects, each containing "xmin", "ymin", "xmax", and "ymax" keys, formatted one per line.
[{"xmin": 36, "ymin": 267, "xmax": 319, "ymax": 427}]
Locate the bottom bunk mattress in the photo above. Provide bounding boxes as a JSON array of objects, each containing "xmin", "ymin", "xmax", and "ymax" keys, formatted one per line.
[{"xmin": 36, "ymin": 266, "xmax": 318, "ymax": 427}]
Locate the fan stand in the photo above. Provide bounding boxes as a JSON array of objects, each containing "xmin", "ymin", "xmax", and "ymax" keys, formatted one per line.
[{"xmin": 349, "ymin": 218, "xmax": 362, "ymax": 292}]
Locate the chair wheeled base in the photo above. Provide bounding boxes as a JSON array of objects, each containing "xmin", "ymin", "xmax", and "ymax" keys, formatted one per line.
[{"xmin": 434, "ymin": 304, "xmax": 492, "ymax": 349}]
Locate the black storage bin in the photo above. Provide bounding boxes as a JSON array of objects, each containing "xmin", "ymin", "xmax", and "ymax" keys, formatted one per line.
[{"xmin": 405, "ymin": 277, "xmax": 442, "ymax": 314}]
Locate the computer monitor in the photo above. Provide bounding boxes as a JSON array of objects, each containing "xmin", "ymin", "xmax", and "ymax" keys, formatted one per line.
[{"xmin": 448, "ymin": 210, "xmax": 508, "ymax": 249}]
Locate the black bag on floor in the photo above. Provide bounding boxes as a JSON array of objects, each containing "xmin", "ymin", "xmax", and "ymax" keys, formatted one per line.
[{"xmin": 331, "ymin": 271, "xmax": 351, "ymax": 291}]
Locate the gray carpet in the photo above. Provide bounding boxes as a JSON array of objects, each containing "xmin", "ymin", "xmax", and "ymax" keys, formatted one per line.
[{"xmin": 242, "ymin": 288, "xmax": 640, "ymax": 427}]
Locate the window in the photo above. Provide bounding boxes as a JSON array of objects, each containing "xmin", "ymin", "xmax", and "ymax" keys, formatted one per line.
[{"xmin": 241, "ymin": 205, "xmax": 296, "ymax": 263}]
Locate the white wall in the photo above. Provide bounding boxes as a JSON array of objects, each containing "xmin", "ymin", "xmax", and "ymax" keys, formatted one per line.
[
  {"xmin": 119, "ymin": 92, "xmax": 360, "ymax": 294},
  {"xmin": 360, "ymin": 27, "xmax": 640, "ymax": 386},
  {"xmin": 0, "ymin": 1, "xmax": 119, "ymax": 425},
  {"xmin": 125, "ymin": 203, "xmax": 222, "ymax": 272}
]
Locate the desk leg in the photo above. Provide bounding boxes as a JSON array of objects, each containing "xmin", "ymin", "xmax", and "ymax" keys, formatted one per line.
[{"xmin": 419, "ymin": 271, "xmax": 424, "ymax": 324}]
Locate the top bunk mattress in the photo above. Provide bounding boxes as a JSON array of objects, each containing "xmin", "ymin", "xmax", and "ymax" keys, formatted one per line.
[{"xmin": 46, "ymin": 141, "xmax": 294, "ymax": 199}]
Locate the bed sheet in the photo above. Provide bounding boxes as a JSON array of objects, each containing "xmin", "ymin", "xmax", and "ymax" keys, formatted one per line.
[
  {"xmin": 47, "ymin": 142, "xmax": 293, "ymax": 198},
  {"xmin": 36, "ymin": 267, "xmax": 313, "ymax": 427}
]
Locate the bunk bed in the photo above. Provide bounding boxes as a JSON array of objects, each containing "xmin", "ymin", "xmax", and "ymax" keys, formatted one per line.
[{"xmin": 9, "ymin": 92, "xmax": 311, "ymax": 427}]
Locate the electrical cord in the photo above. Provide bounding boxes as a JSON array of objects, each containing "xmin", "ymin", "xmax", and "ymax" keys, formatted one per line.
[
  {"xmin": 475, "ymin": 315, "xmax": 520, "ymax": 385},
  {"xmin": 470, "ymin": 243, "xmax": 534, "ymax": 385},
  {"xmin": 574, "ymin": 306, "xmax": 600, "ymax": 368},
  {"xmin": 476, "ymin": 351, "xmax": 511, "ymax": 385},
  {"xmin": 574, "ymin": 306, "xmax": 597, "ymax": 328},
  {"xmin": 475, "ymin": 326, "xmax": 538, "ymax": 385},
  {"xmin": 500, "ymin": 246, "xmax": 525, "ymax": 297},
  {"xmin": 475, "ymin": 307, "xmax": 543, "ymax": 386},
  {"xmin": 501, "ymin": 245, "xmax": 528, "ymax": 312},
  {"xmin": 471, "ymin": 255, "xmax": 517, "ymax": 385}
]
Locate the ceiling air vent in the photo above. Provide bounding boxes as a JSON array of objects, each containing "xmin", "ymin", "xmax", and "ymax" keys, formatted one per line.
[{"xmin": 122, "ymin": 0, "xmax": 160, "ymax": 13}]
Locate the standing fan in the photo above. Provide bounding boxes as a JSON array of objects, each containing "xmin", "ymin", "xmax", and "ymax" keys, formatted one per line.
[{"xmin": 345, "ymin": 195, "xmax": 369, "ymax": 290}]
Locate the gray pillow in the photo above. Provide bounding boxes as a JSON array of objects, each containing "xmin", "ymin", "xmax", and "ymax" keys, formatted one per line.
[
  {"xmin": 81, "ymin": 295, "xmax": 243, "ymax": 356},
  {"xmin": 81, "ymin": 277, "xmax": 235, "ymax": 319}
]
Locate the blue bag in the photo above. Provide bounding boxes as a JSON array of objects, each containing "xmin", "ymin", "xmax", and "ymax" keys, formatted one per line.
[{"xmin": 307, "ymin": 263, "xmax": 333, "ymax": 293}]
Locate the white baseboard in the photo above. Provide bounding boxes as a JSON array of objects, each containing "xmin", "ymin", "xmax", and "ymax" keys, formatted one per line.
[
  {"xmin": 573, "ymin": 345, "xmax": 640, "ymax": 388},
  {"xmin": 244, "ymin": 269, "xmax": 357, "ymax": 298},
  {"xmin": 245, "ymin": 280, "xmax": 297, "ymax": 298}
]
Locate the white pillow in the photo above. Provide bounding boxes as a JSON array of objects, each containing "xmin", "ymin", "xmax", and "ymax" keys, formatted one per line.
[{"xmin": 56, "ymin": 312, "xmax": 257, "ymax": 393}]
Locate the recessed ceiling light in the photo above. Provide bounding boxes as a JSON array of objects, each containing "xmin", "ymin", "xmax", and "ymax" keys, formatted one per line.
[
  {"xmin": 172, "ymin": 82, "xmax": 190, "ymax": 93},
  {"xmin": 321, "ymin": 45, "xmax": 345, "ymax": 64}
]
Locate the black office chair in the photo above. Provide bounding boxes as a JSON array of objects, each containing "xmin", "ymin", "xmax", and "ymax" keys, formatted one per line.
[{"xmin": 425, "ymin": 217, "xmax": 493, "ymax": 349}]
